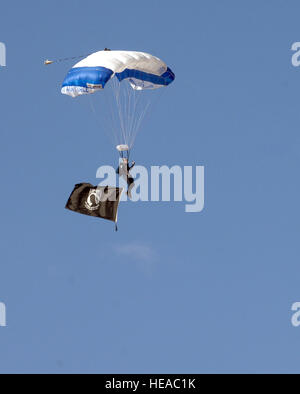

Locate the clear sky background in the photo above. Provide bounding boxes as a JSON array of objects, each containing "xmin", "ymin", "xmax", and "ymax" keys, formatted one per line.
[{"xmin": 1, "ymin": 0, "xmax": 300, "ymax": 373}]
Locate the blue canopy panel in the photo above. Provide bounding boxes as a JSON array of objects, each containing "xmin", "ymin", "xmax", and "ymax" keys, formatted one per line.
[
  {"xmin": 61, "ymin": 66, "xmax": 114, "ymax": 96},
  {"xmin": 116, "ymin": 67, "xmax": 175, "ymax": 88},
  {"xmin": 61, "ymin": 66, "xmax": 175, "ymax": 96}
]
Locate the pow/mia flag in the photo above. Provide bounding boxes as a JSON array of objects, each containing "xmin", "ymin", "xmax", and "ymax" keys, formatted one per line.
[{"xmin": 65, "ymin": 183, "xmax": 123, "ymax": 223}]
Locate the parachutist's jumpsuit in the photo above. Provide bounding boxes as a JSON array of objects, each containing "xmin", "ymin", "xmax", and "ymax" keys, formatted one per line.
[{"xmin": 116, "ymin": 161, "xmax": 135, "ymax": 197}]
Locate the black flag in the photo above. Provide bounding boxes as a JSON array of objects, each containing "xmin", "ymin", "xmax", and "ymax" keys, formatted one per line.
[{"xmin": 65, "ymin": 183, "xmax": 123, "ymax": 223}]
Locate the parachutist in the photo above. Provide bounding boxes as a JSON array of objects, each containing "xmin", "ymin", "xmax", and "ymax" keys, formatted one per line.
[
  {"xmin": 116, "ymin": 158, "xmax": 135, "ymax": 199},
  {"xmin": 61, "ymin": 50, "xmax": 175, "ymax": 229}
]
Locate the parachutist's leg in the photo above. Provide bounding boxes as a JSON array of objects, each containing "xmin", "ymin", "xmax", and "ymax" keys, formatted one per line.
[{"xmin": 127, "ymin": 176, "xmax": 135, "ymax": 199}]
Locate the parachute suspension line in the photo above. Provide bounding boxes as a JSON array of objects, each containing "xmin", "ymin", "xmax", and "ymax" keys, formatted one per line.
[
  {"xmin": 113, "ymin": 81, "xmax": 151, "ymax": 149},
  {"xmin": 129, "ymin": 86, "xmax": 141, "ymax": 148},
  {"xmin": 127, "ymin": 89, "xmax": 152, "ymax": 149},
  {"xmin": 128, "ymin": 88, "xmax": 139, "ymax": 148},
  {"xmin": 106, "ymin": 79, "xmax": 122, "ymax": 147},
  {"xmin": 112, "ymin": 82, "xmax": 133, "ymax": 156},
  {"xmin": 130, "ymin": 91, "xmax": 151, "ymax": 148},
  {"xmin": 131, "ymin": 86, "xmax": 166, "ymax": 148},
  {"xmin": 112, "ymin": 78, "xmax": 128, "ymax": 146},
  {"xmin": 106, "ymin": 77, "xmax": 161, "ymax": 150},
  {"xmin": 126, "ymin": 86, "xmax": 134, "ymax": 147},
  {"xmin": 121, "ymin": 81, "xmax": 130, "ymax": 146},
  {"xmin": 107, "ymin": 80, "xmax": 122, "ymax": 147},
  {"xmin": 88, "ymin": 95, "xmax": 119, "ymax": 148},
  {"xmin": 89, "ymin": 75, "xmax": 166, "ymax": 155}
]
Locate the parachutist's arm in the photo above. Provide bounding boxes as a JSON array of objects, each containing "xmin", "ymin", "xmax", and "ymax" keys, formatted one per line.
[{"xmin": 129, "ymin": 161, "xmax": 135, "ymax": 170}]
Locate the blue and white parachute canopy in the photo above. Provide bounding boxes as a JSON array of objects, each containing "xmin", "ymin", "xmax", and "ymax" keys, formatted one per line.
[{"xmin": 61, "ymin": 50, "xmax": 175, "ymax": 97}]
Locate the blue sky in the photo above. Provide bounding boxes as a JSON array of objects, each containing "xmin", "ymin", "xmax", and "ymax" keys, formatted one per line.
[{"xmin": 1, "ymin": 0, "xmax": 300, "ymax": 373}]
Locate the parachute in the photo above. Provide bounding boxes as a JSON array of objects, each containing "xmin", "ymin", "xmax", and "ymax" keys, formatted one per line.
[{"xmin": 61, "ymin": 50, "xmax": 175, "ymax": 157}]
